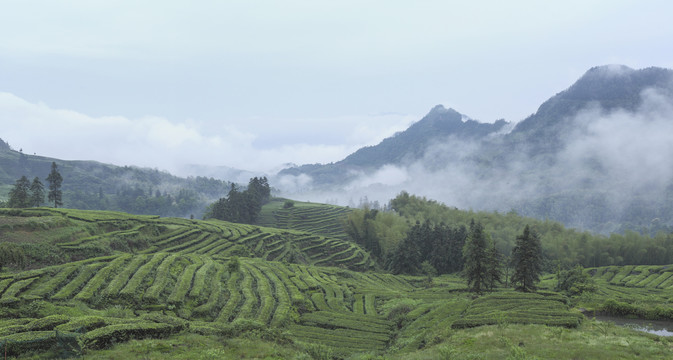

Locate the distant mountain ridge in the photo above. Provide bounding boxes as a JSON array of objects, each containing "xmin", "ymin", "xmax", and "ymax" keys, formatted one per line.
[
  {"xmin": 509, "ymin": 65, "xmax": 673, "ymax": 153},
  {"xmin": 280, "ymin": 106, "xmax": 508, "ymax": 185},
  {"xmin": 279, "ymin": 65, "xmax": 673, "ymax": 234}
]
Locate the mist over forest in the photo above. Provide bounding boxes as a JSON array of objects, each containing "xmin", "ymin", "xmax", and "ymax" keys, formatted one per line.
[
  {"xmin": 276, "ymin": 66, "xmax": 673, "ymax": 235},
  {"xmin": 2, "ymin": 65, "xmax": 672, "ymax": 235}
]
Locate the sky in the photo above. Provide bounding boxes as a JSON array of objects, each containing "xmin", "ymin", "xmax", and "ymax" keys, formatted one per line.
[{"xmin": 2, "ymin": 0, "xmax": 673, "ymax": 176}]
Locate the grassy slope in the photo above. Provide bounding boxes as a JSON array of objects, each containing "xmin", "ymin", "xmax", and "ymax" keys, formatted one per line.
[
  {"xmin": 256, "ymin": 198, "xmax": 352, "ymax": 241},
  {"xmin": 0, "ymin": 207, "xmax": 672, "ymax": 359}
]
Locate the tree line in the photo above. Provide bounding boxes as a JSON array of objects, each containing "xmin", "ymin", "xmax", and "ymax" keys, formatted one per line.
[
  {"xmin": 5, "ymin": 162, "xmax": 62, "ymax": 208},
  {"xmin": 344, "ymin": 191, "xmax": 673, "ymax": 291},
  {"xmin": 386, "ymin": 191, "xmax": 673, "ymax": 268},
  {"xmin": 204, "ymin": 177, "xmax": 271, "ymax": 224}
]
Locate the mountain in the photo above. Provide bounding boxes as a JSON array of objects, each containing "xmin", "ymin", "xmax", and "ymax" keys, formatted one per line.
[
  {"xmin": 508, "ymin": 65, "xmax": 673, "ymax": 154},
  {"xmin": 278, "ymin": 65, "xmax": 673, "ymax": 234},
  {"xmin": 279, "ymin": 106, "xmax": 509, "ymax": 185}
]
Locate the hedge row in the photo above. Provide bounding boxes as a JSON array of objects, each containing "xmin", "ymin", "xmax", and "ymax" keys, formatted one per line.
[
  {"xmin": 1, "ymin": 277, "xmax": 38, "ymax": 304},
  {"xmin": 216, "ymin": 270, "xmax": 242, "ymax": 323},
  {"xmin": 119, "ymin": 252, "xmax": 170, "ymax": 302},
  {"xmin": 75, "ymin": 254, "xmax": 132, "ymax": 302},
  {"xmin": 300, "ymin": 311, "xmax": 393, "ymax": 334},
  {"xmin": 0, "ymin": 330, "xmax": 80, "ymax": 357},
  {"xmin": 27, "ymin": 266, "xmax": 78, "ymax": 298},
  {"xmin": 103, "ymin": 255, "xmax": 148, "ymax": 298},
  {"xmin": 82, "ymin": 322, "xmax": 177, "ymax": 349},
  {"xmin": 189, "ymin": 257, "xmax": 216, "ymax": 300},
  {"xmin": 193, "ymin": 263, "xmax": 226, "ymax": 318},
  {"xmin": 235, "ymin": 267, "xmax": 256, "ymax": 321},
  {"xmin": 143, "ymin": 254, "xmax": 180, "ymax": 303},
  {"xmin": 51, "ymin": 263, "xmax": 106, "ymax": 301}
]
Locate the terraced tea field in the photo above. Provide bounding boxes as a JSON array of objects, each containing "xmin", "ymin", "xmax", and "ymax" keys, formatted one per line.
[
  {"xmin": 256, "ymin": 199, "xmax": 352, "ymax": 241},
  {"xmin": 580, "ymin": 264, "xmax": 673, "ymax": 318},
  {"xmin": 0, "ymin": 245, "xmax": 423, "ymax": 355},
  {"xmin": 1, "ymin": 208, "xmax": 672, "ymax": 358},
  {"xmin": 0, "ymin": 208, "xmax": 375, "ymax": 271}
]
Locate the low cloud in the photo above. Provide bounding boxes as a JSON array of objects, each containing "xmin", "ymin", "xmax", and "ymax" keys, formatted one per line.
[
  {"xmin": 0, "ymin": 92, "xmax": 415, "ymax": 177},
  {"xmin": 278, "ymin": 87, "xmax": 673, "ymax": 231}
]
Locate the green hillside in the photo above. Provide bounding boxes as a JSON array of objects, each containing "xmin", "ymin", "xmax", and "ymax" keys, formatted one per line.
[
  {"xmin": 0, "ymin": 145, "xmax": 231, "ymax": 218},
  {"xmin": 1, "ymin": 207, "xmax": 672, "ymax": 359},
  {"xmin": 256, "ymin": 198, "xmax": 352, "ymax": 241}
]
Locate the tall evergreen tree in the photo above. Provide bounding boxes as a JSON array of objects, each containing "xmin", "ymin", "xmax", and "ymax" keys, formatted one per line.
[
  {"xmin": 205, "ymin": 177, "xmax": 270, "ymax": 224},
  {"xmin": 46, "ymin": 162, "xmax": 63, "ymax": 208},
  {"xmin": 485, "ymin": 239, "xmax": 502, "ymax": 291},
  {"xmin": 29, "ymin": 177, "xmax": 45, "ymax": 207},
  {"xmin": 387, "ymin": 230, "xmax": 421, "ymax": 275},
  {"xmin": 511, "ymin": 225, "xmax": 543, "ymax": 292},
  {"xmin": 462, "ymin": 220, "xmax": 489, "ymax": 293},
  {"xmin": 8, "ymin": 176, "xmax": 31, "ymax": 208}
]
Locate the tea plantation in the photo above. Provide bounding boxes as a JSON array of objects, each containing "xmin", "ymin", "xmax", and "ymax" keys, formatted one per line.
[{"xmin": 1, "ymin": 207, "xmax": 672, "ymax": 359}]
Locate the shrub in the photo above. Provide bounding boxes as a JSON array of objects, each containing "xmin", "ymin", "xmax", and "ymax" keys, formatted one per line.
[
  {"xmin": 556, "ymin": 265, "xmax": 596, "ymax": 296},
  {"xmin": 227, "ymin": 256, "xmax": 240, "ymax": 273},
  {"xmin": 55, "ymin": 316, "xmax": 107, "ymax": 333},
  {"xmin": 26, "ymin": 315, "xmax": 71, "ymax": 331},
  {"xmin": 81, "ymin": 322, "xmax": 175, "ymax": 349},
  {"xmin": 0, "ymin": 330, "xmax": 80, "ymax": 358}
]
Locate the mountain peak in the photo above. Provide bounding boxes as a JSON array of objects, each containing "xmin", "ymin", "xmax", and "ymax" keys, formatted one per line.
[
  {"xmin": 584, "ymin": 64, "xmax": 634, "ymax": 77},
  {"xmin": 512, "ymin": 65, "xmax": 673, "ymax": 139},
  {"xmin": 426, "ymin": 104, "xmax": 463, "ymax": 118}
]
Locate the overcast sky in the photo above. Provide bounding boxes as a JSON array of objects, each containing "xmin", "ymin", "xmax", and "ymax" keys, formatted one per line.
[{"xmin": 2, "ymin": 1, "xmax": 672, "ymax": 175}]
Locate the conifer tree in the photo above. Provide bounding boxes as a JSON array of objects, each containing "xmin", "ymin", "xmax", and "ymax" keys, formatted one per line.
[
  {"xmin": 29, "ymin": 177, "xmax": 45, "ymax": 207},
  {"xmin": 387, "ymin": 232, "xmax": 421, "ymax": 275},
  {"xmin": 485, "ymin": 239, "xmax": 502, "ymax": 290},
  {"xmin": 462, "ymin": 220, "xmax": 489, "ymax": 293},
  {"xmin": 8, "ymin": 176, "xmax": 30, "ymax": 208},
  {"xmin": 511, "ymin": 225, "xmax": 543, "ymax": 292},
  {"xmin": 46, "ymin": 162, "xmax": 63, "ymax": 208}
]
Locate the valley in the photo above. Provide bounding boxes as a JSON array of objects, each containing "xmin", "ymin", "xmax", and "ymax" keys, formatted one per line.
[{"xmin": 0, "ymin": 203, "xmax": 672, "ymax": 359}]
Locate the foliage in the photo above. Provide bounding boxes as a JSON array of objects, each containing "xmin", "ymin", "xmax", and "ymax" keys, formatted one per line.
[
  {"xmin": 451, "ymin": 292, "xmax": 581, "ymax": 329},
  {"xmin": 387, "ymin": 226, "xmax": 422, "ymax": 275},
  {"xmin": 2, "ymin": 203, "xmax": 673, "ymax": 358},
  {"xmin": 555, "ymin": 265, "xmax": 597, "ymax": 296},
  {"xmin": 462, "ymin": 221, "xmax": 491, "ymax": 293},
  {"xmin": 388, "ymin": 191, "xmax": 673, "ymax": 268},
  {"xmin": 511, "ymin": 225, "xmax": 543, "ymax": 292},
  {"xmin": 385, "ymin": 220, "xmax": 466, "ymax": 275},
  {"xmin": 0, "ymin": 242, "xmax": 26, "ymax": 271},
  {"xmin": 29, "ymin": 177, "xmax": 45, "ymax": 207},
  {"xmin": 344, "ymin": 207, "xmax": 382, "ymax": 258},
  {"xmin": 205, "ymin": 177, "xmax": 270, "ymax": 224},
  {"xmin": 46, "ymin": 162, "xmax": 63, "ymax": 208},
  {"xmin": 227, "ymin": 255, "xmax": 240, "ymax": 273},
  {"xmin": 486, "ymin": 238, "xmax": 503, "ymax": 290},
  {"xmin": 7, "ymin": 176, "xmax": 31, "ymax": 208}
]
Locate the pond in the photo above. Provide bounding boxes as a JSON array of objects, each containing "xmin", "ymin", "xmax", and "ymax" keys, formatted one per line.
[{"xmin": 589, "ymin": 314, "xmax": 673, "ymax": 337}]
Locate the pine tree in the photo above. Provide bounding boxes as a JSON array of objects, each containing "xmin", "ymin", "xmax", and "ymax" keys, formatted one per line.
[
  {"xmin": 387, "ymin": 233, "xmax": 421, "ymax": 275},
  {"xmin": 8, "ymin": 176, "xmax": 31, "ymax": 208},
  {"xmin": 485, "ymin": 239, "xmax": 502, "ymax": 290},
  {"xmin": 511, "ymin": 225, "xmax": 543, "ymax": 292},
  {"xmin": 29, "ymin": 177, "xmax": 45, "ymax": 207},
  {"xmin": 46, "ymin": 162, "xmax": 63, "ymax": 208},
  {"xmin": 462, "ymin": 220, "xmax": 489, "ymax": 293}
]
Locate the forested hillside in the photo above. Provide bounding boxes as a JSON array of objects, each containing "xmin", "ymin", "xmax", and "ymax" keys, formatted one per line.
[
  {"xmin": 343, "ymin": 192, "xmax": 673, "ymax": 273},
  {"xmin": 0, "ymin": 143, "xmax": 231, "ymax": 218},
  {"xmin": 279, "ymin": 66, "xmax": 673, "ymax": 235}
]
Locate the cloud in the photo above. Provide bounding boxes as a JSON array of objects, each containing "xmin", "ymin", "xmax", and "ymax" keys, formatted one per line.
[
  {"xmin": 0, "ymin": 92, "xmax": 415, "ymax": 177},
  {"xmin": 278, "ymin": 86, "xmax": 673, "ymax": 232}
]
